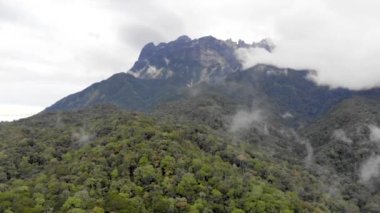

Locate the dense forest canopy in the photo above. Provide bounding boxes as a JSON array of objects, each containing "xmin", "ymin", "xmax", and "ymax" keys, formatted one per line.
[{"xmin": 0, "ymin": 106, "xmax": 360, "ymax": 213}]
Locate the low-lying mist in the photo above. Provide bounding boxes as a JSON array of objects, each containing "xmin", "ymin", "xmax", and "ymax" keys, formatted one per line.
[
  {"xmin": 229, "ymin": 109, "xmax": 265, "ymax": 133},
  {"xmin": 71, "ymin": 128, "xmax": 95, "ymax": 147}
]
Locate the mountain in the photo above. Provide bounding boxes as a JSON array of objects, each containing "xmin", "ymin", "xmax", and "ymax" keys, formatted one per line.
[
  {"xmin": 129, "ymin": 35, "xmax": 241, "ymax": 83},
  {"xmin": 45, "ymin": 35, "xmax": 376, "ymax": 127},
  {"xmin": 45, "ymin": 36, "xmax": 274, "ymax": 113},
  {"xmin": 129, "ymin": 35, "xmax": 273, "ymax": 83},
  {"xmin": 3, "ymin": 35, "xmax": 380, "ymax": 212}
]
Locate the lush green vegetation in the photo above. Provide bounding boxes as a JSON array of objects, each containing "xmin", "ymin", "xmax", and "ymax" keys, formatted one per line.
[{"xmin": 0, "ymin": 106, "xmax": 355, "ymax": 212}]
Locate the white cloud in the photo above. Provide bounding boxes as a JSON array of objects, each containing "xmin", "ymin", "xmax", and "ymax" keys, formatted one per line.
[
  {"xmin": 229, "ymin": 109, "xmax": 265, "ymax": 133},
  {"xmin": 0, "ymin": 104, "xmax": 44, "ymax": 121},
  {"xmin": 360, "ymin": 155, "xmax": 380, "ymax": 184},
  {"xmin": 369, "ymin": 125, "xmax": 380, "ymax": 147},
  {"xmin": 332, "ymin": 129, "xmax": 352, "ymax": 144},
  {"xmin": 236, "ymin": 0, "xmax": 380, "ymax": 90}
]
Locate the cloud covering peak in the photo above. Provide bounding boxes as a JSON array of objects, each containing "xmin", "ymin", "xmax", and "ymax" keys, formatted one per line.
[{"xmin": 235, "ymin": 0, "xmax": 380, "ymax": 90}]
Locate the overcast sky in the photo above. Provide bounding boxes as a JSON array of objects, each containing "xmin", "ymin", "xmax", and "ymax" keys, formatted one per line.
[{"xmin": 1, "ymin": 0, "xmax": 379, "ymax": 121}]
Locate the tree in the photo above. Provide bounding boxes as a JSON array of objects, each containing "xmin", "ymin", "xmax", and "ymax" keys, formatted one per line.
[
  {"xmin": 160, "ymin": 156, "xmax": 175, "ymax": 176},
  {"xmin": 62, "ymin": 197, "xmax": 85, "ymax": 211},
  {"xmin": 135, "ymin": 165, "xmax": 157, "ymax": 185},
  {"xmin": 177, "ymin": 173, "xmax": 198, "ymax": 201}
]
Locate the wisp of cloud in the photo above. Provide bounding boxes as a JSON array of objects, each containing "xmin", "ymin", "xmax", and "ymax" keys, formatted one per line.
[
  {"xmin": 229, "ymin": 109, "xmax": 264, "ymax": 133},
  {"xmin": 235, "ymin": 0, "xmax": 380, "ymax": 90}
]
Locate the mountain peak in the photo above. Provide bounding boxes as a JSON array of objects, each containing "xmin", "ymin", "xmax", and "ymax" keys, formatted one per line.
[
  {"xmin": 256, "ymin": 38, "xmax": 275, "ymax": 52},
  {"xmin": 129, "ymin": 35, "xmax": 269, "ymax": 83},
  {"xmin": 138, "ymin": 42, "xmax": 156, "ymax": 60},
  {"xmin": 175, "ymin": 35, "xmax": 192, "ymax": 43}
]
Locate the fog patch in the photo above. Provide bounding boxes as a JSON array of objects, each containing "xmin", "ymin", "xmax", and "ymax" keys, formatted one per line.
[
  {"xmin": 229, "ymin": 109, "xmax": 265, "ymax": 133},
  {"xmin": 286, "ymin": 129, "xmax": 314, "ymax": 167},
  {"xmin": 301, "ymin": 140, "xmax": 314, "ymax": 168},
  {"xmin": 55, "ymin": 114, "xmax": 65, "ymax": 129},
  {"xmin": 359, "ymin": 124, "xmax": 380, "ymax": 186},
  {"xmin": 359, "ymin": 155, "xmax": 380, "ymax": 185},
  {"xmin": 332, "ymin": 129, "xmax": 352, "ymax": 144},
  {"xmin": 262, "ymin": 123, "xmax": 269, "ymax": 135},
  {"xmin": 71, "ymin": 128, "xmax": 95, "ymax": 147},
  {"xmin": 281, "ymin": 112, "xmax": 293, "ymax": 119},
  {"xmin": 187, "ymin": 80, "xmax": 195, "ymax": 88},
  {"xmin": 369, "ymin": 125, "xmax": 380, "ymax": 147}
]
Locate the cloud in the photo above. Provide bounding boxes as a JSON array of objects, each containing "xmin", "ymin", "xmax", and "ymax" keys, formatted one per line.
[
  {"xmin": 332, "ymin": 129, "xmax": 353, "ymax": 144},
  {"xmin": 0, "ymin": 1, "xmax": 46, "ymax": 28},
  {"xmin": 0, "ymin": 104, "xmax": 43, "ymax": 121},
  {"xmin": 300, "ymin": 140, "xmax": 314, "ymax": 168},
  {"xmin": 229, "ymin": 109, "xmax": 265, "ymax": 133},
  {"xmin": 304, "ymin": 142, "xmax": 314, "ymax": 168},
  {"xmin": 281, "ymin": 112, "xmax": 293, "ymax": 119},
  {"xmin": 236, "ymin": 0, "xmax": 380, "ymax": 90},
  {"xmin": 369, "ymin": 125, "xmax": 380, "ymax": 146},
  {"xmin": 118, "ymin": 25, "xmax": 166, "ymax": 50},
  {"xmin": 71, "ymin": 128, "xmax": 95, "ymax": 147},
  {"xmin": 359, "ymin": 155, "xmax": 380, "ymax": 185},
  {"xmin": 359, "ymin": 125, "xmax": 380, "ymax": 186}
]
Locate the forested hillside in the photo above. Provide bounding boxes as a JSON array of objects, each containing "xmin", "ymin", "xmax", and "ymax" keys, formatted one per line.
[{"xmin": 0, "ymin": 106, "xmax": 355, "ymax": 212}]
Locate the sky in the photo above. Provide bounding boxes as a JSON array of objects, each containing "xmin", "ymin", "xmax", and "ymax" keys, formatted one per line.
[{"xmin": 1, "ymin": 0, "xmax": 379, "ymax": 121}]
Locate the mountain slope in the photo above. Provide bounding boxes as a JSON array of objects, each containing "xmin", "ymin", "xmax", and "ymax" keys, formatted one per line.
[
  {"xmin": 45, "ymin": 73, "xmax": 184, "ymax": 112},
  {"xmin": 300, "ymin": 97, "xmax": 380, "ymax": 211},
  {"xmin": 225, "ymin": 65, "xmax": 353, "ymax": 125}
]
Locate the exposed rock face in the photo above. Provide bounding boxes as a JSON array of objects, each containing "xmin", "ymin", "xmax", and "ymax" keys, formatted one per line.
[{"xmin": 128, "ymin": 35, "xmax": 270, "ymax": 85}]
